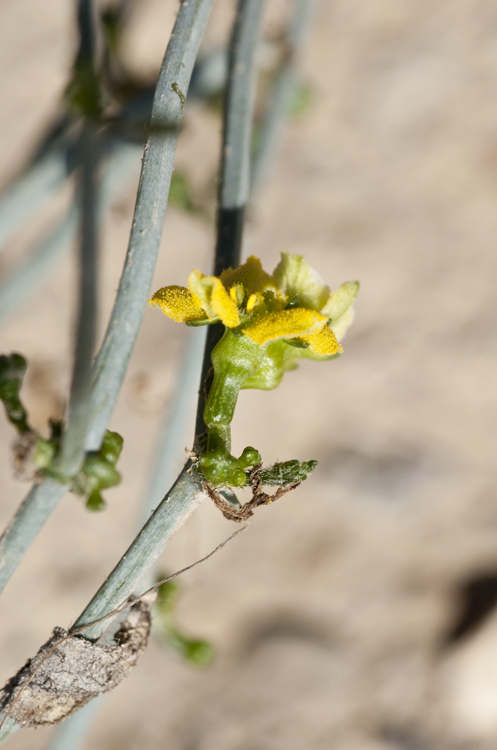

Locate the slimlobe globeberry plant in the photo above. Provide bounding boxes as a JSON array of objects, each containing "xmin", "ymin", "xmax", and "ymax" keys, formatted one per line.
[
  {"xmin": 0, "ymin": 0, "xmax": 361, "ymax": 745},
  {"xmin": 150, "ymin": 253, "xmax": 358, "ymax": 489}
]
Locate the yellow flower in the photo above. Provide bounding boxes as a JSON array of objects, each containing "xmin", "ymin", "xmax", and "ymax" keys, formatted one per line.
[{"xmin": 148, "ymin": 253, "xmax": 358, "ymax": 357}]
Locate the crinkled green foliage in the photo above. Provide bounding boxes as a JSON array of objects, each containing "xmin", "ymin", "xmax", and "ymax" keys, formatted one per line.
[
  {"xmin": 155, "ymin": 578, "xmax": 214, "ymax": 667},
  {"xmin": 258, "ymin": 459, "xmax": 318, "ymax": 487},
  {"xmin": 0, "ymin": 353, "xmax": 30, "ymax": 434},
  {"xmin": 0, "ymin": 352, "xmax": 123, "ymax": 511},
  {"xmin": 70, "ymin": 430, "xmax": 124, "ymax": 511},
  {"xmin": 33, "ymin": 423, "xmax": 123, "ymax": 512}
]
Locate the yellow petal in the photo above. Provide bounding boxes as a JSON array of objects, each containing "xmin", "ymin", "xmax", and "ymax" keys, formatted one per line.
[
  {"xmin": 210, "ymin": 278, "xmax": 240, "ymax": 327},
  {"xmin": 243, "ymin": 308, "xmax": 327, "ymax": 346},
  {"xmin": 148, "ymin": 285, "xmax": 207, "ymax": 323},
  {"xmin": 220, "ymin": 256, "xmax": 282, "ymax": 301},
  {"xmin": 300, "ymin": 326, "xmax": 342, "ymax": 356},
  {"xmin": 187, "ymin": 270, "xmax": 240, "ymax": 327}
]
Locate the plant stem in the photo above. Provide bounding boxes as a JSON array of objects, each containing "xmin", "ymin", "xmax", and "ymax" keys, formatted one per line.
[
  {"xmin": 76, "ymin": 0, "xmax": 101, "ymax": 65},
  {"xmin": 196, "ymin": 0, "xmax": 265, "ymax": 440},
  {"xmin": 215, "ymin": 0, "xmax": 265, "ymax": 272},
  {"xmin": 141, "ymin": 328, "xmax": 206, "ymax": 524},
  {"xmin": 0, "ymin": 480, "xmax": 69, "ymax": 593},
  {"xmin": 42, "ymin": 329, "xmax": 205, "ymax": 750},
  {"xmin": 86, "ymin": 0, "xmax": 214, "ymax": 452},
  {"xmin": 0, "ymin": 141, "xmax": 140, "ymax": 324},
  {"xmin": 0, "ymin": 149, "xmax": 68, "ymax": 253},
  {"xmin": 250, "ymin": 0, "xmax": 318, "ymax": 194},
  {"xmin": 55, "ymin": 124, "xmax": 99, "ymax": 477},
  {"xmin": 71, "ymin": 463, "xmax": 204, "ymax": 640}
]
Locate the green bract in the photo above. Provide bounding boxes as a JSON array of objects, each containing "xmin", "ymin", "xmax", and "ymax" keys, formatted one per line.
[{"xmin": 149, "ymin": 253, "xmax": 358, "ymax": 487}]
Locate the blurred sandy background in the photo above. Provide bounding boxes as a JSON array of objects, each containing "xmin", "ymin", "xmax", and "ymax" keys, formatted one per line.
[{"xmin": 1, "ymin": 1, "xmax": 497, "ymax": 748}]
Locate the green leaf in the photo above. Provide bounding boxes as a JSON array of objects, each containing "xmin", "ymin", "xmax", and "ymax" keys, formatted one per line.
[
  {"xmin": 258, "ymin": 459, "xmax": 318, "ymax": 486},
  {"xmin": 164, "ymin": 627, "xmax": 215, "ymax": 667},
  {"xmin": 0, "ymin": 353, "xmax": 30, "ymax": 433},
  {"xmin": 71, "ymin": 430, "xmax": 124, "ymax": 505}
]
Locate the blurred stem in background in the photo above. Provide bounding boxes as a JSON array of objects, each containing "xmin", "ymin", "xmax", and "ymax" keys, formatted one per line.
[
  {"xmin": 54, "ymin": 124, "xmax": 99, "ymax": 478},
  {"xmin": 250, "ymin": 0, "xmax": 319, "ymax": 194},
  {"xmin": 0, "ymin": 141, "xmax": 140, "ymax": 324}
]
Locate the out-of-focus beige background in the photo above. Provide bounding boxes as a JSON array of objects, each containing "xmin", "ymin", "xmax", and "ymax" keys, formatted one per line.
[{"xmin": 1, "ymin": 1, "xmax": 497, "ymax": 748}]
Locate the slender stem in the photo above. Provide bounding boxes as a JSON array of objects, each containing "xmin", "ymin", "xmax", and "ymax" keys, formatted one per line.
[
  {"xmin": 0, "ymin": 480, "xmax": 69, "ymax": 593},
  {"xmin": 0, "ymin": 141, "xmax": 141, "ymax": 324},
  {"xmin": 55, "ymin": 125, "xmax": 99, "ymax": 476},
  {"xmin": 71, "ymin": 463, "xmax": 204, "ymax": 640},
  {"xmin": 250, "ymin": 0, "xmax": 318, "ymax": 194},
  {"xmin": 195, "ymin": 0, "xmax": 265, "ymax": 439},
  {"xmin": 215, "ymin": 0, "xmax": 265, "ymax": 269},
  {"xmin": 141, "ymin": 328, "xmax": 206, "ymax": 524},
  {"xmin": 85, "ymin": 0, "xmax": 214, "ymax": 451},
  {"xmin": 42, "ymin": 329, "xmax": 205, "ymax": 750},
  {"xmin": 76, "ymin": 0, "xmax": 100, "ymax": 64},
  {"xmin": 0, "ymin": 150, "xmax": 68, "ymax": 253}
]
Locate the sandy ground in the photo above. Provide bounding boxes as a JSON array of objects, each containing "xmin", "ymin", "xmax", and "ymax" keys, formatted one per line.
[{"xmin": 1, "ymin": 1, "xmax": 497, "ymax": 748}]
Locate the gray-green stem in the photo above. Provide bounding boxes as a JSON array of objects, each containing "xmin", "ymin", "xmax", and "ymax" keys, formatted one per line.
[
  {"xmin": 250, "ymin": 0, "xmax": 319, "ymax": 194},
  {"xmin": 86, "ymin": 0, "xmax": 214, "ymax": 451},
  {"xmin": 71, "ymin": 463, "xmax": 204, "ymax": 640},
  {"xmin": 55, "ymin": 124, "xmax": 99, "ymax": 477},
  {"xmin": 196, "ymin": 0, "xmax": 265, "ymax": 439}
]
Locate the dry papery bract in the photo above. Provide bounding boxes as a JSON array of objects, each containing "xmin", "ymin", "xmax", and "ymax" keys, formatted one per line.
[{"xmin": 0, "ymin": 595, "xmax": 154, "ymax": 728}]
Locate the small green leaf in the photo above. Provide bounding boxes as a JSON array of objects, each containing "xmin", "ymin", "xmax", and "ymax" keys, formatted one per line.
[
  {"xmin": 71, "ymin": 430, "xmax": 124, "ymax": 507},
  {"xmin": 182, "ymin": 638, "xmax": 215, "ymax": 666},
  {"xmin": 165, "ymin": 628, "xmax": 215, "ymax": 666},
  {"xmin": 99, "ymin": 430, "xmax": 124, "ymax": 466},
  {"xmin": 155, "ymin": 575, "xmax": 214, "ymax": 666},
  {"xmin": 0, "ymin": 353, "xmax": 30, "ymax": 433},
  {"xmin": 258, "ymin": 459, "xmax": 318, "ymax": 486},
  {"xmin": 33, "ymin": 437, "xmax": 56, "ymax": 470}
]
